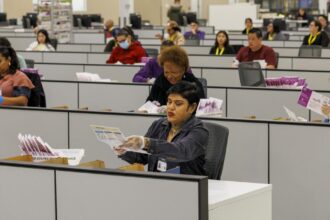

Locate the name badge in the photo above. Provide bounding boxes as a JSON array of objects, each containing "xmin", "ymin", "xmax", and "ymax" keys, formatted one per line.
[{"xmin": 157, "ymin": 159, "xmax": 167, "ymax": 172}]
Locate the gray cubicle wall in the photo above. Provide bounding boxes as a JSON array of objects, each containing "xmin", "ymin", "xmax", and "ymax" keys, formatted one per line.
[
  {"xmin": 0, "ymin": 161, "xmax": 208, "ymax": 220},
  {"xmin": 0, "ymin": 107, "xmax": 329, "ymax": 220}
]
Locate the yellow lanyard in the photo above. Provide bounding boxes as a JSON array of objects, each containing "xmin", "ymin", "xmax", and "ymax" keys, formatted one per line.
[
  {"xmin": 169, "ymin": 34, "xmax": 176, "ymax": 42},
  {"xmin": 308, "ymin": 32, "xmax": 320, "ymax": 45},
  {"xmin": 246, "ymin": 28, "xmax": 250, "ymax": 34},
  {"xmin": 216, "ymin": 47, "xmax": 225, "ymax": 56},
  {"xmin": 268, "ymin": 34, "xmax": 273, "ymax": 41}
]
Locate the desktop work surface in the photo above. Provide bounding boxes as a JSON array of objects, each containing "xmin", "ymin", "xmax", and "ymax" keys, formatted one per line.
[{"xmin": 0, "ymin": 160, "xmax": 271, "ymax": 220}]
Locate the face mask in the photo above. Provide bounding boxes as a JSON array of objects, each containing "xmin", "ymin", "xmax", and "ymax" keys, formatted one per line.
[{"xmin": 119, "ymin": 40, "xmax": 129, "ymax": 49}]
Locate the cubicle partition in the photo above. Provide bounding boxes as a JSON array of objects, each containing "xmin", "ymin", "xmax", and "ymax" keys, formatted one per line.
[
  {"xmin": 0, "ymin": 106, "xmax": 328, "ymax": 220},
  {"xmin": 41, "ymin": 79, "xmax": 328, "ymax": 121},
  {"xmin": 0, "ymin": 160, "xmax": 208, "ymax": 220}
]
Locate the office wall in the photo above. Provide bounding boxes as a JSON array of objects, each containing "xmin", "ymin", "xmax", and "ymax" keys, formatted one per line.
[
  {"xmin": 201, "ymin": 0, "xmax": 228, "ymax": 20},
  {"xmin": 4, "ymin": 0, "xmax": 33, "ymax": 20},
  {"xmin": 85, "ymin": 0, "xmax": 119, "ymax": 24},
  {"xmin": 135, "ymin": 0, "xmax": 163, "ymax": 25}
]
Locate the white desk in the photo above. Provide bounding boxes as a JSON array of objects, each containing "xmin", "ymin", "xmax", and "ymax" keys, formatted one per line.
[{"xmin": 209, "ymin": 181, "xmax": 272, "ymax": 220}]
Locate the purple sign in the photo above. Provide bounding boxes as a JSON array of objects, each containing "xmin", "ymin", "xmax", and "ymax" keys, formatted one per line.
[{"xmin": 297, "ymin": 87, "xmax": 312, "ymax": 107}]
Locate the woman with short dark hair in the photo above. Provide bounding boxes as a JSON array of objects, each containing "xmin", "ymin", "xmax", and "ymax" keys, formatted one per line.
[
  {"xmin": 0, "ymin": 46, "xmax": 34, "ymax": 106},
  {"xmin": 209, "ymin": 31, "xmax": 235, "ymax": 55},
  {"xmin": 116, "ymin": 81, "xmax": 209, "ymax": 175},
  {"xmin": 146, "ymin": 46, "xmax": 205, "ymax": 105},
  {"xmin": 302, "ymin": 20, "xmax": 330, "ymax": 47}
]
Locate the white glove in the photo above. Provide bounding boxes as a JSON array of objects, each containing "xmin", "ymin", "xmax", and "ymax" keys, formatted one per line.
[{"xmin": 117, "ymin": 135, "xmax": 145, "ymax": 151}]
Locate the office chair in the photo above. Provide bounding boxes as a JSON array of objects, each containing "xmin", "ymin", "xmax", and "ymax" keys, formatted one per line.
[
  {"xmin": 21, "ymin": 69, "xmax": 46, "ymax": 107},
  {"xmin": 238, "ymin": 61, "xmax": 265, "ymax": 87},
  {"xmin": 25, "ymin": 59, "xmax": 35, "ymax": 68},
  {"xmin": 298, "ymin": 45, "xmax": 322, "ymax": 58},
  {"xmin": 49, "ymin": 38, "xmax": 58, "ymax": 50},
  {"xmin": 275, "ymin": 52, "xmax": 279, "ymax": 68},
  {"xmin": 203, "ymin": 122, "xmax": 229, "ymax": 180},
  {"xmin": 184, "ymin": 39, "xmax": 200, "ymax": 46},
  {"xmin": 145, "ymin": 48, "xmax": 158, "ymax": 58},
  {"xmin": 197, "ymin": 77, "xmax": 207, "ymax": 97},
  {"xmin": 231, "ymin": 44, "xmax": 244, "ymax": 54}
]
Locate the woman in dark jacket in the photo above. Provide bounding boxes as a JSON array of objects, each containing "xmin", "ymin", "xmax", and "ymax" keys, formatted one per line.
[
  {"xmin": 116, "ymin": 81, "xmax": 209, "ymax": 175},
  {"xmin": 302, "ymin": 20, "xmax": 330, "ymax": 47}
]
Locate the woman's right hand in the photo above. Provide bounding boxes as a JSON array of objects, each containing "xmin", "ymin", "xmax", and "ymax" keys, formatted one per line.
[{"xmin": 321, "ymin": 104, "xmax": 330, "ymax": 116}]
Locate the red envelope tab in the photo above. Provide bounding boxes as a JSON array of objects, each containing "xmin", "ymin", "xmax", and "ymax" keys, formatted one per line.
[{"xmin": 298, "ymin": 87, "xmax": 313, "ymax": 107}]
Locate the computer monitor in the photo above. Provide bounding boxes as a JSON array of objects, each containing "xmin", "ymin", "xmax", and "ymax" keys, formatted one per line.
[
  {"xmin": 73, "ymin": 14, "xmax": 82, "ymax": 27},
  {"xmin": 26, "ymin": 13, "xmax": 38, "ymax": 28},
  {"xmin": 22, "ymin": 16, "xmax": 31, "ymax": 29},
  {"xmin": 0, "ymin": 13, "xmax": 7, "ymax": 22},
  {"xmin": 81, "ymin": 15, "xmax": 92, "ymax": 28},
  {"xmin": 130, "ymin": 13, "xmax": 142, "ymax": 29},
  {"xmin": 89, "ymin": 14, "xmax": 102, "ymax": 23}
]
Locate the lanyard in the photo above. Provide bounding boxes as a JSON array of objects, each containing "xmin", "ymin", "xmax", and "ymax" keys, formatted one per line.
[
  {"xmin": 169, "ymin": 34, "xmax": 176, "ymax": 42},
  {"xmin": 268, "ymin": 33, "xmax": 273, "ymax": 41},
  {"xmin": 308, "ymin": 32, "xmax": 320, "ymax": 45},
  {"xmin": 216, "ymin": 47, "xmax": 225, "ymax": 56}
]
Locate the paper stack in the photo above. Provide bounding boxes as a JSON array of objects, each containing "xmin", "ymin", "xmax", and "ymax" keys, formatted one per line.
[
  {"xmin": 76, "ymin": 72, "xmax": 111, "ymax": 82},
  {"xmin": 18, "ymin": 133, "xmax": 85, "ymax": 166},
  {"xmin": 265, "ymin": 76, "xmax": 306, "ymax": 88},
  {"xmin": 196, "ymin": 97, "xmax": 223, "ymax": 117}
]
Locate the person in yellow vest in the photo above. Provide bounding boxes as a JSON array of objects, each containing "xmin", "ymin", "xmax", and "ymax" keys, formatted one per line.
[
  {"xmin": 156, "ymin": 20, "xmax": 185, "ymax": 45},
  {"xmin": 209, "ymin": 31, "xmax": 235, "ymax": 55},
  {"xmin": 242, "ymin": 18, "xmax": 253, "ymax": 35},
  {"xmin": 302, "ymin": 20, "xmax": 329, "ymax": 47}
]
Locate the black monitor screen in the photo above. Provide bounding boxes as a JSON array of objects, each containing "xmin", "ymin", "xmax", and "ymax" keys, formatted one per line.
[{"xmin": 0, "ymin": 13, "xmax": 7, "ymax": 22}]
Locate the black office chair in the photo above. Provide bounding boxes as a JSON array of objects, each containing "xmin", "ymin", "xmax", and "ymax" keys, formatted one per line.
[
  {"xmin": 49, "ymin": 38, "xmax": 58, "ymax": 50},
  {"xmin": 21, "ymin": 69, "xmax": 46, "ymax": 107},
  {"xmin": 184, "ymin": 39, "xmax": 200, "ymax": 46},
  {"xmin": 298, "ymin": 45, "xmax": 322, "ymax": 58},
  {"xmin": 275, "ymin": 52, "xmax": 279, "ymax": 68},
  {"xmin": 203, "ymin": 122, "xmax": 229, "ymax": 180},
  {"xmin": 25, "ymin": 59, "xmax": 35, "ymax": 68},
  {"xmin": 238, "ymin": 61, "xmax": 265, "ymax": 87},
  {"xmin": 231, "ymin": 44, "xmax": 244, "ymax": 54},
  {"xmin": 145, "ymin": 48, "xmax": 158, "ymax": 58},
  {"xmin": 197, "ymin": 77, "xmax": 207, "ymax": 97}
]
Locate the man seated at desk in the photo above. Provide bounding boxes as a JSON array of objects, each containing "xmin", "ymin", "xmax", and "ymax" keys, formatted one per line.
[
  {"xmin": 184, "ymin": 21, "xmax": 205, "ymax": 40},
  {"xmin": 115, "ymin": 81, "xmax": 209, "ymax": 175},
  {"xmin": 235, "ymin": 28, "xmax": 277, "ymax": 69}
]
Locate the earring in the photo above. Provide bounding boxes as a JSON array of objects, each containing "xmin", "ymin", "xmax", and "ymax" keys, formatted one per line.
[{"xmin": 8, "ymin": 62, "xmax": 11, "ymax": 66}]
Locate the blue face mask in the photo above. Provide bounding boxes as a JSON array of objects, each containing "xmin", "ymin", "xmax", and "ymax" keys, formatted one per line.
[{"xmin": 119, "ymin": 40, "xmax": 129, "ymax": 49}]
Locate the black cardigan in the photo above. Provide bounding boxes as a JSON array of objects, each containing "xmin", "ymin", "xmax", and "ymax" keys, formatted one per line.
[{"xmin": 302, "ymin": 31, "xmax": 330, "ymax": 47}]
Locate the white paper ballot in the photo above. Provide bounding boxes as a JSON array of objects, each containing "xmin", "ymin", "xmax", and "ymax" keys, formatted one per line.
[
  {"xmin": 138, "ymin": 101, "xmax": 160, "ymax": 114},
  {"xmin": 283, "ymin": 106, "xmax": 307, "ymax": 122},
  {"xmin": 76, "ymin": 72, "xmax": 111, "ymax": 82},
  {"xmin": 90, "ymin": 125, "xmax": 149, "ymax": 154}
]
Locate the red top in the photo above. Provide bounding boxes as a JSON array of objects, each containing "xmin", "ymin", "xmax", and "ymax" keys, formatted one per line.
[
  {"xmin": 236, "ymin": 45, "xmax": 276, "ymax": 67},
  {"xmin": 106, "ymin": 41, "xmax": 146, "ymax": 64},
  {"xmin": 0, "ymin": 70, "xmax": 34, "ymax": 97}
]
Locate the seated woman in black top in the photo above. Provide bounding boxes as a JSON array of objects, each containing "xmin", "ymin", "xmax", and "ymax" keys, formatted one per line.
[
  {"xmin": 302, "ymin": 20, "xmax": 330, "ymax": 47},
  {"xmin": 242, "ymin": 18, "xmax": 253, "ymax": 34},
  {"xmin": 146, "ymin": 46, "xmax": 205, "ymax": 105},
  {"xmin": 209, "ymin": 31, "xmax": 235, "ymax": 55},
  {"xmin": 116, "ymin": 81, "xmax": 209, "ymax": 175}
]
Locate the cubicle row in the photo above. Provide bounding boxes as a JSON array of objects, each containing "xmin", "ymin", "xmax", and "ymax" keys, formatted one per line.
[
  {"xmin": 35, "ymin": 62, "xmax": 330, "ymax": 90},
  {"xmin": 0, "ymin": 107, "xmax": 328, "ymax": 220},
  {"xmin": 41, "ymin": 79, "xmax": 327, "ymax": 121},
  {"xmin": 16, "ymin": 50, "xmax": 330, "ymax": 70}
]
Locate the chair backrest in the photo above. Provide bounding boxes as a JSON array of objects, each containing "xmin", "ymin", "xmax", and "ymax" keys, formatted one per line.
[
  {"xmin": 185, "ymin": 38, "xmax": 200, "ymax": 46},
  {"xmin": 203, "ymin": 122, "xmax": 229, "ymax": 180},
  {"xmin": 238, "ymin": 61, "xmax": 265, "ymax": 87},
  {"xmin": 197, "ymin": 77, "xmax": 207, "ymax": 97},
  {"xmin": 298, "ymin": 45, "xmax": 322, "ymax": 58},
  {"xmin": 49, "ymin": 38, "xmax": 58, "ymax": 50},
  {"xmin": 145, "ymin": 48, "xmax": 159, "ymax": 58},
  {"xmin": 231, "ymin": 44, "xmax": 244, "ymax": 54},
  {"xmin": 21, "ymin": 69, "xmax": 46, "ymax": 107},
  {"xmin": 275, "ymin": 52, "xmax": 279, "ymax": 68},
  {"xmin": 25, "ymin": 59, "xmax": 35, "ymax": 68}
]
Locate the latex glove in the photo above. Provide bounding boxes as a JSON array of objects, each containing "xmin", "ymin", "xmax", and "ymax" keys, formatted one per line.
[
  {"xmin": 116, "ymin": 135, "xmax": 145, "ymax": 151},
  {"xmin": 321, "ymin": 104, "xmax": 330, "ymax": 116},
  {"xmin": 147, "ymin": 78, "xmax": 156, "ymax": 84}
]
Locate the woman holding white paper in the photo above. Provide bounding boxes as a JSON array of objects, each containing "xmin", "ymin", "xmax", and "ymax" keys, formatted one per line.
[{"xmin": 116, "ymin": 81, "xmax": 209, "ymax": 175}]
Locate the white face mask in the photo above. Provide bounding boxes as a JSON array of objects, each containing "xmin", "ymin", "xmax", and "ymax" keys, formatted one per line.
[{"xmin": 119, "ymin": 40, "xmax": 129, "ymax": 49}]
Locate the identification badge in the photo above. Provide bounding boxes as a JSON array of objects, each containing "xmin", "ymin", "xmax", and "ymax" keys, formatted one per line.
[{"xmin": 157, "ymin": 159, "xmax": 167, "ymax": 172}]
